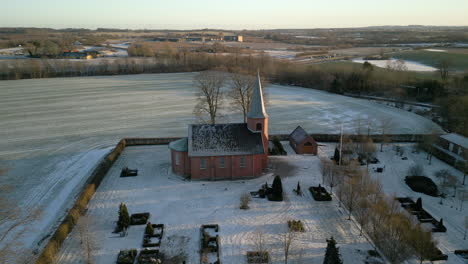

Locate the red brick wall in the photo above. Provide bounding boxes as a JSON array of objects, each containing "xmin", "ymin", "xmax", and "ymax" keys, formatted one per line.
[
  {"xmin": 171, "ymin": 150, "xmax": 190, "ymax": 176},
  {"xmin": 190, "ymin": 154, "xmax": 265, "ymax": 180},
  {"xmin": 247, "ymin": 117, "xmax": 269, "ymax": 168}
]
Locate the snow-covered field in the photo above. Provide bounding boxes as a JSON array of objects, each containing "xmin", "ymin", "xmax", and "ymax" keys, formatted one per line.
[
  {"xmin": 0, "ymin": 73, "xmax": 442, "ymax": 261},
  {"xmin": 56, "ymin": 145, "xmax": 378, "ymax": 264},
  {"xmin": 353, "ymin": 59, "xmax": 438, "ymax": 72}
]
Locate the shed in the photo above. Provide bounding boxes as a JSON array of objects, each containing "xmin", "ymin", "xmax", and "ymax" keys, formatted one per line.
[{"xmin": 289, "ymin": 126, "xmax": 318, "ymax": 155}]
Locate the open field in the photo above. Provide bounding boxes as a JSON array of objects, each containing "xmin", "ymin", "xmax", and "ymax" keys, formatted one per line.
[
  {"xmin": 393, "ymin": 50, "xmax": 468, "ymax": 72},
  {"xmin": 0, "ymin": 73, "xmax": 442, "ymax": 261},
  {"xmin": 55, "ymin": 145, "xmax": 377, "ymax": 264}
]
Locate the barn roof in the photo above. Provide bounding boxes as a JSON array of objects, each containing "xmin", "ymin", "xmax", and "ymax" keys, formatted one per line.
[
  {"xmin": 247, "ymin": 72, "xmax": 268, "ymax": 119},
  {"xmin": 440, "ymin": 133, "xmax": 468, "ymax": 149},
  {"xmin": 188, "ymin": 123, "xmax": 264, "ymax": 157},
  {"xmin": 168, "ymin": 137, "xmax": 188, "ymax": 152},
  {"xmin": 289, "ymin": 126, "xmax": 313, "ymax": 143}
]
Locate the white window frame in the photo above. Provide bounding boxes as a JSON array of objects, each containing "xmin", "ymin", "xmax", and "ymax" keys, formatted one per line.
[
  {"xmin": 240, "ymin": 157, "xmax": 246, "ymax": 168},
  {"xmin": 200, "ymin": 158, "xmax": 206, "ymax": 169},
  {"xmin": 219, "ymin": 157, "xmax": 225, "ymax": 168}
]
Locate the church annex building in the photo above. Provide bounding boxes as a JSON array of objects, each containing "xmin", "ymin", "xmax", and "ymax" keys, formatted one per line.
[{"xmin": 169, "ymin": 73, "xmax": 269, "ymax": 180}]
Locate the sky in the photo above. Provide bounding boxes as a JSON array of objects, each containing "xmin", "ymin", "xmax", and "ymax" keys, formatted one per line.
[{"xmin": 1, "ymin": 0, "xmax": 468, "ymax": 29}]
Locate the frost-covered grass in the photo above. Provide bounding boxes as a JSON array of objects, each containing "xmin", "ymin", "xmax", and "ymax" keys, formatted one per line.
[
  {"xmin": 321, "ymin": 142, "xmax": 468, "ymax": 264},
  {"xmin": 352, "ymin": 58, "xmax": 438, "ymax": 72},
  {"xmin": 393, "ymin": 50, "xmax": 468, "ymax": 72},
  {"xmin": 0, "ymin": 72, "xmax": 442, "ymax": 261},
  {"xmin": 56, "ymin": 145, "xmax": 377, "ymax": 264}
]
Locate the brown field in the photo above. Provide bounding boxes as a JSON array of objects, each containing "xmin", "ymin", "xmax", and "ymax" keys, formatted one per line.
[
  {"xmin": 330, "ymin": 47, "xmax": 408, "ymax": 57},
  {"xmin": 443, "ymin": 48, "xmax": 468, "ymax": 55}
]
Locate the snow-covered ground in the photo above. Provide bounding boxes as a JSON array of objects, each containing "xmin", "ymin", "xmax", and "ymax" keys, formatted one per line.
[
  {"xmin": 0, "ymin": 73, "xmax": 442, "ymax": 261},
  {"xmin": 353, "ymin": 59, "xmax": 438, "ymax": 72},
  {"xmin": 56, "ymin": 145, "xmax": 378, "ymax": 264},
  {"xmin": 321, "ymin": 143, "xmax": 468, "ymax": 263},
  {"xmin": 262, "ymin": 50, "xmax": 299, "ymax": 60}
]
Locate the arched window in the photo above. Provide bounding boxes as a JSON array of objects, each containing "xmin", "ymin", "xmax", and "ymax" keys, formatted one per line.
[{"xmin": 256, "ymin": 123, "xmax": 262, "ymax": 131}]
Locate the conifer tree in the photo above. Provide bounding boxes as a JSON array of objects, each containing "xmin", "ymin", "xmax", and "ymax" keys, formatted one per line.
[
  {"xmin": 271, "ymin": 175, "xmax": 283, "ymax": 201},
  {"xmin": 323, "ymin": 237, "xmax": 343, "ymax": 264},
  {"xmin": 333, "ymin": 148, "xmax": 340, "ymax": 163},
  {"xmin": 118, "ymin": 203, "xmax": 130, "ymax": 231},
  {"xmin": 145, "ymin": 222, "xmax": 154, "ymax": 235}
]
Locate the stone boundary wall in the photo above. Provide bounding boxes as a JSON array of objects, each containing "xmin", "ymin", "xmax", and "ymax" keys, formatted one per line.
[
  {"xmin": 35, "ymin": 133, "xmax": 428, "ymax": 263},
  {"xmin": 272, "ymin": 133, "xmax": 426, "ymax": 143}
]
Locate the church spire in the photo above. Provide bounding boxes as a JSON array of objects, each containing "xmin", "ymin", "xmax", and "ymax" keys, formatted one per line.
[{"xmin": 247, "ymin": 72, "xmax": 268, "ymax": 118}]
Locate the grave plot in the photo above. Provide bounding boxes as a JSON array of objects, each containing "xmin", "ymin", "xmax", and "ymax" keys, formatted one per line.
[
  {"xmin": 309, "ymin": 185, "xmax": 332, "ymax": 201},
  {"xmin": 396, "ymin": 197, "xmax": 447, "ymax": 232},
  {"xmin": 200, "ymin": 224, "xmax": 220, "ymax": 264},
  {"xmin": 121, "ymin": 167, "xmax": 139, "ymax": 177}
]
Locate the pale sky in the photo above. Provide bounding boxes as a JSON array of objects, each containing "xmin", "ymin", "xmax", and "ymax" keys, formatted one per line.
[{"xmin": 2, "ymin": 0, "xmax": 467, "ymax": 29}]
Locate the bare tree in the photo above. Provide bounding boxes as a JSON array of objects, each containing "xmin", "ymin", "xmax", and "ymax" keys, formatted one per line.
[
  {"xmin": 410, "ymin": 225, "xmax": 436, "ymax": 264},
  {"xmin": 240, "ymin": 192, "xmax": 252, "ymax": 209},
  {"xmin": 281, "ymin": 230, "xmax": 296, "ymax": 264},
  {"xmin": 321, "ymin": 158, "xmax": 341, "ymax": 193},
  {"xmin": 458, "ymin": 190, "xmax": 468, "ymax": 212},
  {"xmin": 437, "ymin": 59, "xmax": 452, "ymax": 82},
  {"xmin": 78, "ymin": 215, "xmax": 96, "ymax": 264},
  {"xmin": 379, "ymin": 118, "xmax": 393, "ymax": 152},
  {"xmin": 228, "ymin": 71, "xmax": 256, "ymax": 122},
  {"xmin": 421, "ymin": 131, "xmax": 439, "ymax": 165},
  {"xmin": 354, "ymin": 198, "xmax": 370, "ymax": 235},
  {"xmin": 193, "ymin": 71, "xmax": 226, "ymax": 124},
  {"xmin": 446, "ymin": 174, "xmax": 459, "ymax": 197},
  {"xmin": 464, "ymin": 216, "xmax": 468, "ymax": 240},
  {"xmin": 252, "ymin": 229, "xmax": 266, "ymax": 253}
]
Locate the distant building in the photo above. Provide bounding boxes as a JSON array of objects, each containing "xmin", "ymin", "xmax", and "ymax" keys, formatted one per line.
[
  {"xmin": 223, "ymin": 35, "xmax": 243, "ymax": 42},
  {"xmin": 432, "ymin": 133, "xmax": 467, "ymax": 166},
  {"xmin": 169, "ymin": 73, "xmax": 268, "ymax": 180},
  {"xmin": 289, "ymin": 126, "xmax": 318, "ymax": 155}
]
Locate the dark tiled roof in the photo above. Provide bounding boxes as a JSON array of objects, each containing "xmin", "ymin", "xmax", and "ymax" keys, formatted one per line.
[
  {"xmin": 188, "ymin": 123, "xmax": 264, "ymax": 157},
  {"xmin": 289, "ymin": 126, "xmax": 312, "ymax": 143}
]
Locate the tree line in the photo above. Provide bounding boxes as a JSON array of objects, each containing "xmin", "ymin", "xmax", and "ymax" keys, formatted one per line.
[{"xmin": 321, "ymin": 136, "xmax": 441, "ymax": 264}]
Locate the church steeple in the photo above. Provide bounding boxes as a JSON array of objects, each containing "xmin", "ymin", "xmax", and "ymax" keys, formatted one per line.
[
  {"xmin": 247, "ymin": 72, "xmax": 269, "ymax": 162},
  {"xmin": 247, "ymin": 72, "xmax": 268, "ymax": 119}
]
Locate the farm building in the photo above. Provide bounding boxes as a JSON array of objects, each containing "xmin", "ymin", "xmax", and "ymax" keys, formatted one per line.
[
  {"xmin": 432, "ymin": 133, "xmax": 467, "ymax": 167},
  {"xmin": 169, "ymin": 73, "xmax": 268, "ymax": 180},
  {"xmin": 289, "ymin": 126, "xmax": 318, "ymax": 155}
]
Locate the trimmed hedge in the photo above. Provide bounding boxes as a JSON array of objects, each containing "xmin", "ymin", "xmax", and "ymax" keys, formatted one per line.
[
  {"xmin": 404, "ymin": 176, "xmax": 438, "ymax": 197},
  {"xmin": 117, "ymin": 249, "xmax": 138, "ymax": 264},
  {"xmin": 309, "ymin": 185, "xmax": 332, "ymax": 201}
]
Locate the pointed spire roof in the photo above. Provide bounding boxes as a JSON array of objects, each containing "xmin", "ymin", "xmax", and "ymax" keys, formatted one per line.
[{"xmin": 247, "ymin": 72, "xmax": 268, "ymax": 119}]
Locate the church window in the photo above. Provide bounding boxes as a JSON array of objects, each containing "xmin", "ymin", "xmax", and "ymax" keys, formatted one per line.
[{"xmin": 240, "ymin": 157, "xmax": 246, "ymax": 168}]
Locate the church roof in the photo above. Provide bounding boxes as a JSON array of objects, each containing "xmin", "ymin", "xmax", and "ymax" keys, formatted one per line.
[
  {"xmin": 247, "ymin": 72, "xmax": 268, "ymax": 119},
  {"xmin": 188, "ymin": 123, "xmax": 264, "ymax": 157},
  {"xmin": 168, "ymin": 137, "xmax": 188, "ymax": 152}
]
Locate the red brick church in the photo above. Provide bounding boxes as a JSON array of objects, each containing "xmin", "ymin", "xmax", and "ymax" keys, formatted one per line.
[{"xmin": 169, "ymin": 73, "xmax": 269, "ymax": 180}]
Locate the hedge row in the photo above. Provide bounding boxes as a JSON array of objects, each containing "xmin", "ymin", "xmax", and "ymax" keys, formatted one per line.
[{"xmin": 35, "ymin": 139, "xmax": 127, "ymax": 264}]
